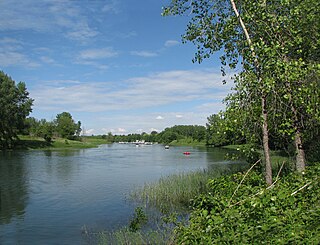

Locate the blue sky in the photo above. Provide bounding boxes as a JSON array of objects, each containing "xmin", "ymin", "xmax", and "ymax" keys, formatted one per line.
[{"xmin": 1, "ymin": 0, "xmax": 232, "ymax": 135}]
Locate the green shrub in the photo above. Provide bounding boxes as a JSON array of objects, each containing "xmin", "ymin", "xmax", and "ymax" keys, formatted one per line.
[{"xmin": 172, "ymin": 164, "xmax": 320, "ymax": 244}]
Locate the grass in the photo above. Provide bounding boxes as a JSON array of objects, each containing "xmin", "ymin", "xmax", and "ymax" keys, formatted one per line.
[
  {"xmin": 131, "ymin": 171, "xmax": 211, "ymax": 213},
  {"xmin": 169, "ymin": 138, "xmax": 206, "ymax": 147},
  {"xmin": 95, "ymin": 228, "xmax": 172, "ymax": 245},
  {"xmin": 131, "ymin": 163, "xmax": 249, "ymax": 213},
  {"xmin": 16, "ymin": 135, "xmax": 110, "ymax": 150}
]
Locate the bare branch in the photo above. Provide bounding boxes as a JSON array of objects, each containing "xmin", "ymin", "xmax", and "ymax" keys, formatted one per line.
[{"xmin": 228, "ymin": 159, "xmax": 261, "ymax": 205}]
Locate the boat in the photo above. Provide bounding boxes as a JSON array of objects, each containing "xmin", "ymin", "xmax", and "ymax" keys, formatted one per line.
[{"xmin": 164, "ymin": 145, "xmax": 169, "ymax": 149}]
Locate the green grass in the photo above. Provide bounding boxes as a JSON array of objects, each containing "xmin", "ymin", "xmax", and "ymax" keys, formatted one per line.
[
  {"xmin": 16, "ymin": 135, "xmax": 110, "ymax": 150},
  {"xmin": 95, "ymin": 228, "xmax": 171, "ymax": 245},
  {"xmin": 131, "ymin": 171, "xmax": 211, "ymax": 213},
  {"xmin": 169, "ymin": 138, "xmax": 206, "ymax": 147},
  {"xmin": 131, "ymin": 163, "xmax": 248, "ymax": 213},
  {"xmin": 222, "ymin": 144, "xmax": 243, "ymax": 150}
]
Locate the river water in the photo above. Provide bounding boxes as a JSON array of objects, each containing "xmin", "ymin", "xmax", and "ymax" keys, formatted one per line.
[{"xmin": 0, "ymin": 144, "xmax": 246, "ymax": 244}]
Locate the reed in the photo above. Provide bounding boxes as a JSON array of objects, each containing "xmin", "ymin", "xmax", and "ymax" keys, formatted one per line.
[
  {"xmin": 97, "ymin": 229, "xmax": 171, "ymax": 245},
  {"xmin": 131, "ymin": 168, "xmax": 234, "ymax": 213}
]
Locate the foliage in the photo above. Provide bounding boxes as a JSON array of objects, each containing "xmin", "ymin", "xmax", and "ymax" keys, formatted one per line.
[
  {"xmin": 22, "ymin": 112, "xmax": 82, "ymax": 142},
  {"xmin": 163, "ymin": 0, "xmax": 320, "ymax": 178},
  {"xmin": 171, "ymin": 163, "xmax": 320, "ymax": 244},
  {"xmin": 206, "ymin": 113, "xmax": 246, "ymax": 146},
  {"xmin": 113, "ymin": 125, "xmax": 206, "ymax": 145},
  {"xmin": 129, "ymin": 207, "xmax": 148, "ymax": 232},
  {"xmin": 36, "ymin": 119, "xmax": 55, "ymax": 142},
  {"xmin": 54, "ymin": 112, "xmax": 81, "ymax": 139},
  {"xmin": 226, "ymin": 144, "xmax": 261, "ymax": 164},
  {"xmin": 0, "ymin": 71, "xmax": 33, "ymax": 149},
  {"xmin": 156, "ymin": 125, "xmax": 206, "ymax": 144}
]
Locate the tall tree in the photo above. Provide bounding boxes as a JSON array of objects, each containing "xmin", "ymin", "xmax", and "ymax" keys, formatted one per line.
[
  {"xmin": 163, "ymin": 0, "xmax": 320, "ymax": 180},
  {"xmin": 54, "ymin": 112, "xmax": 81, "ymax": 139},
  {"xmin": 0, "ymin": 71, "xmax": 33, "ymax": 149}
]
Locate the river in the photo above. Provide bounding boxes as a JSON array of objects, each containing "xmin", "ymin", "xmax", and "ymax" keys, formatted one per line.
[{"xmin": 0, "ymin": 144, "xmax": 246, "ymax": 244}]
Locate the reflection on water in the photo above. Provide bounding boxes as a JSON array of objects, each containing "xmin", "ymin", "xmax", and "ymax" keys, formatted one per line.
[
  {"xmin": 0, "ymin": 152, "xmax": 28, "ymax": 224},
  {"xmin": 0, "ymin": 145, "xmax": 247, "ymax": 244}
]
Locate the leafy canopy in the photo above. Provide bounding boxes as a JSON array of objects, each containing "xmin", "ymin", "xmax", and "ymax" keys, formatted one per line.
[{"xmin": 0, "ymin": 71, "xmax": 33, "ymax": 149}]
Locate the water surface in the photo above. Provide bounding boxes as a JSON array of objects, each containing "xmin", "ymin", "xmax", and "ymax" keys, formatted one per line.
[{"xmin": 0, "ymin": 144, "xmax": 246, "ymax": 244}]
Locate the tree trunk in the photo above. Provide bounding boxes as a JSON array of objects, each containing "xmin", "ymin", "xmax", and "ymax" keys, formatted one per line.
[
  {"xmin": 230, "ymin": 0, "xmax": 272, "ymax": 185},
  {"xmin": 294, "ymin": 130, "xmax": 306, "ymax": 171},
  {"xmin": 291, "ymin": 104, "xmax": 306, "ymax": 171},
  {"xmin": 262, "ymin": 95, "xmax": 272, "ymax": 185}
]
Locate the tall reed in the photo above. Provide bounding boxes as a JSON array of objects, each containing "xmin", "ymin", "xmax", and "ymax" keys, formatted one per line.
[{"xmin": 131, "ymin": 163, "xmax": 247, "ymax": 213}]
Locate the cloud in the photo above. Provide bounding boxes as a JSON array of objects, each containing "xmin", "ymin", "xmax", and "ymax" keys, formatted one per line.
[
  {"xmin": 30, "ymin": 69, "xmax": 231, "ymax": 114},
  {"xmin": 176, "ymin": 115, "xmax": 183, "ymax": 118},
  {"xmin": 156, "ymin": 116, "xmax": 164, "ymax": 120},
  {"xmin": 0, "ymin": 0, "xmax": 98, "ymax": 42},
  {"xmin": 150, "ymin": 128, "xmax": 159, "ymax": 133},
  {"xmin": 83, "ymin": 128, "xmax": 95, "ymax": 136},
  {"xmin": 102, "ymin": 0, "xmax": 120, "ymax": 14},
  {"xmin": 74, "ymin": 48, "xmax": 117, "ymax": 69},
  {"xmin": 78, "ymin": 48, "xmax": 118, "ymax": 60},
  {"xmin": 130, "ymin": 50, "xmax": 158, "ymax": 57},
  {"xmin": 0, "ymin": 38, "xmax": 40, "ymax": 67},
  {"xmin": 164, "ymin": 40, "xmax": 180, "ymax": 47},
  {"xmin": 110, "ymin": 128, "xmax": 127, "ymax": 134}
]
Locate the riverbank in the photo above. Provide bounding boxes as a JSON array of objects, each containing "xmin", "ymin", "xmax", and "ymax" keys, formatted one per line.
[
  {"xmin": 167, "ymin": 139, "xmax": 206, "ymax": 147},
  {"xmin": 15, "ymin": 135, "xmax": 111, "ymax": 150},
  {"xmin": 98, "ymin": 161, "xmax": 320, "ymax": 244}
]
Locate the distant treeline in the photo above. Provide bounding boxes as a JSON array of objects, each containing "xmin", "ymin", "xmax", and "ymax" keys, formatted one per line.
[{"xmin": 103, "ymin": 125, "xmax": 207, "ymax": 145}]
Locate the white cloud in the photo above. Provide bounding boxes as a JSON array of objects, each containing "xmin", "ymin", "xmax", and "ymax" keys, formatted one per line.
[
  {"xmin": 156, "ymin": 116, "xmax": 164, "ymax": 120},
  {"xmin": 176, "ymin": 114, "xmax": 183, "ymax": 118},
  {"xmin": 0, "ymin": 39, "xmax": 40, "ymax": 67},
  {"xmin": 83, "ymin": 128, "xmax": 95, "ymax": 136},
  {"xmin": 0, "ymin": 0, "xmax": 98, "ymax": 42},
  {"xmin": 30, "ymin": 69, "xmax": 231, "ymax": 114},
  {"xmin": 130, "ymin": 50, "xmax": 158, "ymax": 57},
  {"xmin": 164, "ymin": 40, "xmax": 180, "ymax": 47},
  {"xmin": 102, "ymin": 0, "xmax": 120, "ymax": 14},
  {"xmin": 79, "ymin": 48, "xmax": 118, "ymax": 60},
  {"xmin": 110, "ymin": 128, "xmax": 127, "ymax": 134}
]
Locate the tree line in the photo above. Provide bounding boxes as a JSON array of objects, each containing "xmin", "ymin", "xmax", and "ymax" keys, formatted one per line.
[{"xmin": 105, "ymin": 125, "xmax": 206, "ymax": 145}]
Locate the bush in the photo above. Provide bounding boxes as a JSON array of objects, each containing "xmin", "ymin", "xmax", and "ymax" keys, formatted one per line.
[{"xmin": 172, "ymin": 164, "xmax": 320, "ymax": 244}]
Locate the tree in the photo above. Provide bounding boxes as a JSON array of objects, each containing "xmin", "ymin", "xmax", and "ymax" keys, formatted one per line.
[
  {"xmin": 0, "ymin": 71, "xmax": 33, "ymax": 149},
  {"xmin": 37, "ymin": 119, "xmax": 54, "ymax": 142},
  {"xmin": 54, "ymin": 112, "xmax": 81, "ymax": 139},
  {"xmin": 163, "ymin": 0, "xmax": 320, "ymax": 183},
  {"xmin": 206, "ymin": 113, "xmax": 230, "ymax": 146}
]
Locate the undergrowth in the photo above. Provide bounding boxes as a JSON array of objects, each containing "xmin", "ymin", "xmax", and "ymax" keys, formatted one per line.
[{"xmin": 172, "ymin": 162, "xmax": 320, "ymax": 244}]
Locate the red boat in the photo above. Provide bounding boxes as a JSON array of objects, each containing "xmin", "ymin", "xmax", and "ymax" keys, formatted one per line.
[{"xmin": 183, "ymin": 152, "xmax": 191, "ymax": 155}]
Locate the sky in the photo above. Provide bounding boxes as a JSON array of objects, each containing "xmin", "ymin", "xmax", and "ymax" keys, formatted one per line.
[{"xmin": 0, "ymin": 0, "xmax": 233, "ymax": 135}]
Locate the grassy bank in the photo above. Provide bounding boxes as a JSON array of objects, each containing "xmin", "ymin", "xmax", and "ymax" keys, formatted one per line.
[
  {"xmin": 16, "ymin": 135, "xmax": 111, "ymax": 150},
  {"xmin": 131, "ymin": 163, "xmax": 248, "ymax": 213},
  {"xmin": 168, "ymin": 139, "xmax": 206, "ymax": 147},
  {"xmin": 98, "ymin": 161, "xmax": 320, "ymax": 244}
]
